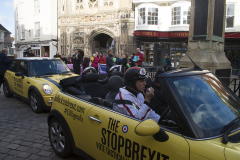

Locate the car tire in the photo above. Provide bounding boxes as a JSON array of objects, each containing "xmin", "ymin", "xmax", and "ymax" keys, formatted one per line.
[
  {"xmin": 29, "ymin": 90, "xmax": 44, "ymax": 113},
  {"xmin": 49, "ymin": 118, "xmax": 73, "ymax": 158},
  {"xmin": 3, "ymin": 81, "xmax": 13, "ymax": 98}
]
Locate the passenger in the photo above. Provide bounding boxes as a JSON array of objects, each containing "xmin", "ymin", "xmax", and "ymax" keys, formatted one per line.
[
  {"xmin": 149, "ymin": 69, "xmax": 168, "ymax": 116},
  {"xmin": 113, "ymin": 67, "xmax": 160, "ymax": 123}
]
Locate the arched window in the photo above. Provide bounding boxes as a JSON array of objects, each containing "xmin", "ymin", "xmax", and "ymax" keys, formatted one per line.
[
  {"xmin": 109, "ymin": 2, "xmax": 113, "ymax": 7},
  {"xmin": 104, "ymin": 2, "xmax": 108, "ymax": 7},
  {"xmin": 80, "ymin": 5, "xmax": 83, "ymax": 10},
  {"xmin": 76, "ymin": 6, "xmax": 79, "ymax": 10}
]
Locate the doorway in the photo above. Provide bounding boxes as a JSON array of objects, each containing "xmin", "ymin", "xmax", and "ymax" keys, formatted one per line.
[{"xmin": 93, "ymin": 33, "xmax": 114, "ymax": 55}]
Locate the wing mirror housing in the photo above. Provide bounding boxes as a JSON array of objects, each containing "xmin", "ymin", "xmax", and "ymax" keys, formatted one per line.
[
  {"xmin": 15, "ymin": 72, "xmax": 24, "ymax": 79},
  {"xmin": 135, "ymin": 119, "xmax": 160, "ymax": 136}
]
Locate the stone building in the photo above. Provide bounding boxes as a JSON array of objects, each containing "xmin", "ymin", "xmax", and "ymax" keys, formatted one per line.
[{"xmin": 58, "ymin": 0, "xmax": 135, "ymax": 57}]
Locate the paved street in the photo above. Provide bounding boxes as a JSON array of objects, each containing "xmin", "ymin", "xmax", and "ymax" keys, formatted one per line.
[{"xmin": 0, "ymin": 87, "xmax": 85, "ymax": 160}]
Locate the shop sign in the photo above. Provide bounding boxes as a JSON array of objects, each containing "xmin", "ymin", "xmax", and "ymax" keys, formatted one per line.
[{"xmin": 134, "ymin": 31, "xmax": 189, "ymax": 38}]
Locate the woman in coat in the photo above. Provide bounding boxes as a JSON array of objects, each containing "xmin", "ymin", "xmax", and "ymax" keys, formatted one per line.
[
  {"xmin": 92, "ymin": 54, "xmax": 99, "ymax": 72},
  {"xmin": 121, "ymin": 54, "xmax": 129, "ymax": 73},
  {"xmin": 82, "ymin": 54, "xmax": 90, "ymax": 71}
]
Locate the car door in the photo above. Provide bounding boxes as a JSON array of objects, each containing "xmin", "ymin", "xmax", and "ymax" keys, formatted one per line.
[
  {"xmin": 86, "ymin": 106, "xmax": 189, "ymax": 160},
  {"xmin": 5, "ymin": 60, "xmax": 19, "ymax": 93}
]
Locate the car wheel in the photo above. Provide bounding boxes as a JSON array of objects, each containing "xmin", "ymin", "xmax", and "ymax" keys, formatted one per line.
[
  {"xmin": 49, "ymin": 118, "xmax": 73, "ymax": 158},
  {"xmin": 3, "ymin": 81, "xmax": 13, "ymax": 98},
  {"xmin": 30, "ymin": 90, "xmax": 44, "ymax": 113}
]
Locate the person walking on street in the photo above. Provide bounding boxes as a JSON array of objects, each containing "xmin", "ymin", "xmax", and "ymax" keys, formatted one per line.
[
  {"xmin": 115, "ymin": 54, "xmax": 122, "ymax": 65},
  {"xmin": 163, "ymin": 54, "xmax": 171, "ymax": 71},
  {"xmin": 0, "ymin": 48, "xmax": 14, "ymax": 93},
  {"xmin": 106, "ymin": 49, "xmax": 114, "ymax": 73},
  {"xmin": 68, "ymin": 54, "xmax": 73, "ymax": 64},
  {"xmin": 82, "ymin": 54, "xmax": 90, "ymax": 71},
  {"xmin": 28, "ymin": 49, "xmax": 35, "ymax": 57},
  {"xmin": 61, "ymin": 54, "xmax": 68, "ymax": 64},
  {"xmin": 135, "ymin": 48, "xmax": 145, "ymax": 67},
  {"xmin": 72, "ymin": 50, "xmax": 82, "ymax": 75},
  {"xmin": 54, "ymin": 51, "xmax": 61, "ymax": 59},
  {"xmin": 92, "ymin": 54, "xmax": 99, "ymax": 72},
  {"xmin": 121, "ymin": 54, "xmax": 129, "ymax": 73},
  {"xmin": 98, "ymin": 52, "xmax": 106, "ymax": 64}
]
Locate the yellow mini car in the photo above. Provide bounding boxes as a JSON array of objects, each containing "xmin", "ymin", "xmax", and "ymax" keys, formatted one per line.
[
  {"xmin": 48, "ymin": 67, "xmax": 240, "ymax": 160},
  {"xmin": 3, "ymin": 57, "xmax": 79, "ymax": 113}
]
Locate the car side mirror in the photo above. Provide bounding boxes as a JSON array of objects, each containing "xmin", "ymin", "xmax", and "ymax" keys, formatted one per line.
[
  {"xmin": 70, "ymin": 69, "xmax": 74, "ymax": 72},
  {"xmin": 15, "ymin": 72, "xmax": 24, "ymax": 79},
  {"xmin": 135, "ymin": 119, "xmax": 160, "ymax": 136}
]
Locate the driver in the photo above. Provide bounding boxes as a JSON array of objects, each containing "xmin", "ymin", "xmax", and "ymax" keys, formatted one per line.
[{"xmin": 113, "ymin": 67, "xmax": 160, "ymax": 123}]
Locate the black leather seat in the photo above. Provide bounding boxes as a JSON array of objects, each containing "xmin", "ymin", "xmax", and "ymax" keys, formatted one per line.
[
  {"xmin": 105, "ymin": 76, "xmax": 125, "ymax": 108},
  {"xmin": 82, "ymin": 73, "xmax": 107, "ymax": 98}
]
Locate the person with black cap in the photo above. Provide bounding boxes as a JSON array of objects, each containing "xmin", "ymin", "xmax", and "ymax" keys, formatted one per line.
[
  {"xmin": 113, "ymin": 67, "xmax": 160, "ymax": 123},
  {"xmin": 149, "ymin": 69, "xmax": 168, "ymax": 116}
]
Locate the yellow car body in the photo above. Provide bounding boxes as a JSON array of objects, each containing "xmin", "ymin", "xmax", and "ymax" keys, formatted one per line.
[
  {"xmin": 48, "ymin": 68, "xmax": 240, "ymax": 160},
  {"xmin": 3, "ymin": 57, "xmax": 78, "ymax": 113}
]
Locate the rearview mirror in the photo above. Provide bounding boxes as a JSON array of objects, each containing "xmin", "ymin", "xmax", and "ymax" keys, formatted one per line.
[{"xmin": 135, "ymin": 119, "xmax": 160, "ymax": 136}]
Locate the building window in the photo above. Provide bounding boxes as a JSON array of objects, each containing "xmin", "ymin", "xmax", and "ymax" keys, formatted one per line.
[
  {"xmin": 104, "ymin": 2, "xmax": 108, "ymax": 7},
  {"xmin": 138, "ymin": 8, "xmax": 145, "ymax": 25},
  {"xmin": 171, "ymin": 6, "xmax": 190, "ymax": 25},
  {"xmin": 226, "ymin": 4, "xmax": 234, "ymax": 28},
  {"xmin": 21, "ymin": 25, "xmax": 25, "ymax": 39},
  {"xmin": 34, "ymin": 0, "xmax": 40, "ymax": 13},
  {"xmin": 148, "ymin": 8, "xmax": 158, "ymax": 25},
  {"xmin": 63, "ymin": 5, "xmax": 64, "ymax": 11},
  {"xmin": 77, "ymin": 0, "xmax": 79, "ymax": 3},
  {"xmin": 80, "ymin": 0, "xmax": 83, "ymax": 2},
  {"xmin": 34, "ymin": 22, "xmax": 40, "ymax": 38}
]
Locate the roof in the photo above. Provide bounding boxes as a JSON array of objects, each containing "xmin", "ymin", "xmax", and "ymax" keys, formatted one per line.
[
  {"xmin": 15, "ymin": 57, "xmax": 60, "ymax": 61},
  {"xmin": 0, "ymin": 24, "xmax": 11, "ymax": 34}
]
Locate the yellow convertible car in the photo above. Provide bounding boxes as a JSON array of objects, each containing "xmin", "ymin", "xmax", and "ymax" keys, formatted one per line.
[
  {"xmin": 3, "ymin": 57, "xmax": 79, "ymax": 113},
  {"xmin": 48, "ymin": 67, "xmax": 240, "ymax": 160}
]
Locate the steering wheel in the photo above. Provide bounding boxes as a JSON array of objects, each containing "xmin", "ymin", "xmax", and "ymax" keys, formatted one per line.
[
  {"xmin": 82, "ymin": 67, "xmax": 97, "ymax": 75},
  {"xmin": 158, "ymin": 106, "xmax": 170, "ymax": 124},
  {"xmin": 109, "ymin": 66, "xmax": 119, "ymax": 73}
]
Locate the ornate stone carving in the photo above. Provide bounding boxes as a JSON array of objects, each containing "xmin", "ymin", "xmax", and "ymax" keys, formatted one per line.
[{"xmin": 73, "ymin": 37, "xmax": 84, "ymax": 44}]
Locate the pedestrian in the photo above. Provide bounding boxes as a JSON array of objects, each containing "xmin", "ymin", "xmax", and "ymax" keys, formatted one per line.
[
  {"xmin": 0, "ymin": 48, "xmax": 14, "ymax": 93},
  {"xmin": 61, "ymin": 54, "xmax": 68, "ymax": 64},
  {"xmin": 121, "ymin": 54, "xmax": 129, "ymax": 73},
  {"xmin": 54, "ymin": 51, "xmax": 61, "ymax": 58},
  {"xmin": 98, "ymin": 52, "xmax": 106, "ymax": 64},
  {"xmin": 68, "ymin": 54, "xmax": 73, "ymax": 64},
  {"xmin": 82, "ymin": 54, "xmax": 90, "ymax": 71},
  {"xmin": 13, "ymin": 53, "xmax": 18, "ymax": 59},
  {"xmin": 129, "ymin": 53, "xmax": 135, "ymax": 67},
  {"xmin": 113, "ymin": 67, "xmax": 160, "ymax": 123},
  {"xmin": 163, "ymin": 54, "xmax": 171, "ymax": 71},
  {"xmin": 106, "ymin": 49, "xmax": 114, "ymax": 73},
  {"xmin": 96, "ymin": 52, "xmax": 99, "ymax": 58},
  {"xmin": 149, "ymin": 69, "xmax": 168, "ymax": 116},
  {"xmin": 72, "ymin": 50, "xmax": 82, "ymax": 75},
  {"xmin": 44, "ymin": 53, "xmax": 48, "ymax": 57},
  {"xmin": 115, "ymin": 54, "xmax": 122, "ymax": 65},
  {"xmin": 28, "ymin": 49, "xmax": 35, "ymax": 57},
  {"xmin": 135, "ymin": 48, "xmax": 145, "ymax": 67},
  {"xmin": 92, "ymin": 54, "xmax": 99, "ymax": 72}
]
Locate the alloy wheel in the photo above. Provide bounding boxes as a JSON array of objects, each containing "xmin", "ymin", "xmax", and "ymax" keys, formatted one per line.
[{"xmin": 50, "ymin": 122, "xmax": 65, "ymax": 153}]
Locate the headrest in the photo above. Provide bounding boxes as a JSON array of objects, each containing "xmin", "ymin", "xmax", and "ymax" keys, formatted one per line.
[
  {"xmin": 83, "ymin": 73, "xmax": 100, "ymax": 83},
  {"xmin": 109, "ymin": 71, "xmax": 123, "ymax": 78},
  {"xmin": 107, "ymin": 76, "xmax": 124, "ymax": 91}
]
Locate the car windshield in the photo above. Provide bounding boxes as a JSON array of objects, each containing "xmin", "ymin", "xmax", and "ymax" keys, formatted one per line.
[
  {"xmin": 170, "ymin": 73, "xmax": 240, "ymax": 138},
  {"xmin": 29, "ymin": 60, "xmax": 70, "ymax": 76}
]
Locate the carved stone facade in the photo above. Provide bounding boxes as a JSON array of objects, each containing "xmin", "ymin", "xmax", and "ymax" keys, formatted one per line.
[{"xmin": 58, "ymin": 0, "xmax": 135, "ymax": 57}]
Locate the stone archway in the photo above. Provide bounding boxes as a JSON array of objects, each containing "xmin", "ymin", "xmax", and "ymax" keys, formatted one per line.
[{"xmin": 87, "ymin": 27, "xmax": 117, "ymax": 56}]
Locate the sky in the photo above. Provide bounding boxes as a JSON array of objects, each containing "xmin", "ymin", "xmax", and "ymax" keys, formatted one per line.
[{"xmin": 0, "ymin": 0, "xmax": 14, "ymax": 36}]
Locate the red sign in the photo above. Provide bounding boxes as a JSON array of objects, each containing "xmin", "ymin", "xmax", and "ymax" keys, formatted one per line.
[{"xmin": 134, "ymin": 31, "xmax": 240, "ymax": 39}]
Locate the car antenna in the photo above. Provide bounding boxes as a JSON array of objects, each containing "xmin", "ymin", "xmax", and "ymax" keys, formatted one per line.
[{"xmin": 185, "ymin": 53, "xmax": 203, "ymax": 71}]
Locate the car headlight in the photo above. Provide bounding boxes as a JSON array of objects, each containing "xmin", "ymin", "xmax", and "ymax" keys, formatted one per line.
[{"xmin": 42, "ymin": 83, "xmax": 53, "ymax": 95}]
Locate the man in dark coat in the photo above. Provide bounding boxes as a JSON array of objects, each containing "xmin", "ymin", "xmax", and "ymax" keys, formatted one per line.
[
  {"xmin": 106, "ymin": 49, "xmax": 114, "ymax": 73},
  {"xmin": 0, "ymin": 48, "xmax": 14, "ymax": 92},
  {"xmin": 28, "ymin": 49, "xmax": 35, "ymax": 57},
  {"xmin": 149, "ymin": 69, "xmax": 168, "ymax": 116},
  {"xmin": 61, "ymin": 54, "xmax": 68, "ymax": 64},
  {"xmin": 54, "ymin": 51, "xmax": 61, "ymax": 58},
  {"xmin": 163, "ymin": 54, "xmax": 171, "ymax": 71},
  {"xmin": 72, "ymin": 50, "xmax": 82, "ymax": 74}
]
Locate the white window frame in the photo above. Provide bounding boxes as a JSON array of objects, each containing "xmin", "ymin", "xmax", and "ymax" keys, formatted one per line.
[
  {"xmin": 21, "ymin": 24, "xmax": 25, "ymax": 40},
  {"xmin": 34, "ymin": 22, "xmax": 40, "ymax": 38},
  {"xmin": 137, "ymin": 4, "xmax": 159, "ymax": 26},
  {"xmin": 171, "ymin": 2, "xmax": 191, "ymax": 26},
  {"xmin": 34, "ymin": 0, "xmax": 40, "ymax": 14},
  {"xmin": 226, "ymin": 3, "xmax": 235, "ymax": 28}
]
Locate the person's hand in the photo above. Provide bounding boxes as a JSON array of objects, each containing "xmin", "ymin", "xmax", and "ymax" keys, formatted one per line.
[
  {"xmin": 145, "ymin": 87, "xmax": 154, "ymax": 103},
  {"xmin": 137, "ymin": 58, "xmax": 140, "ymax": 61}
]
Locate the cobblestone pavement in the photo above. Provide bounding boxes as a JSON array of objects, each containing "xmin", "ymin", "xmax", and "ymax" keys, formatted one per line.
[{"xmin": 0, "ymin": 87, "xmax": 85, "ymax": 160}]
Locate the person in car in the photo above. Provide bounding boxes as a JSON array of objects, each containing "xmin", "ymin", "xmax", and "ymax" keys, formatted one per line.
[
  {"xmin": 149, "ymin": 69, "xmax": 168, "ymax": 115},
  {"xmin": 113, "ymin": 67, "xmax": 160, "ymax": 123}
]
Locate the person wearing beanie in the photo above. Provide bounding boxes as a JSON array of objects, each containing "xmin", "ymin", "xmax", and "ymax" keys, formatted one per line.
[
  {"xmin": 149, "ymin": 69, "xmax": 168, "ymax": 115},
  {"xmin": 113, "ymin": 67, "xmax": 160, "ymax": 123}
]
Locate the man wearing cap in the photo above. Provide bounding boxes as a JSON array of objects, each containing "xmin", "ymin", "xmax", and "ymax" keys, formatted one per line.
[
  {"xmin": 149, "ymin": 69, "xmax": 168, "ymax": 115},
  {"xmin": 113, "ymin": 67, "xmax": 160, "ymax": 123}
]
